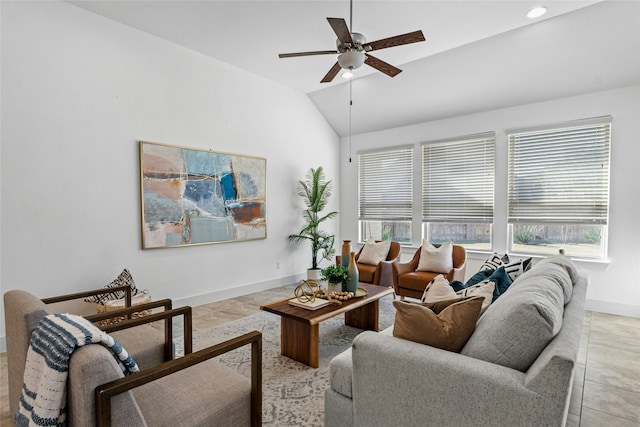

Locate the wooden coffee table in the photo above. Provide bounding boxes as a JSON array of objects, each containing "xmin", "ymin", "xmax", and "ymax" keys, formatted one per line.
[{"xmin": 260, "ymin": 283, "xmax": 394, "ymax": 368}]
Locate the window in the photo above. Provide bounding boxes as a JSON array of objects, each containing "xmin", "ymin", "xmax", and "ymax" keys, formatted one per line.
[
  {"xmin": 507, "ymin": 117, "xmax": 611, "ymax": 258},
  {"xmin": 358, "ymin": 146, "xmax": 413, "ymax": 243},
  {"xmin": 422, "ymin": 133, "xmax": 495, "ymax": 250}
]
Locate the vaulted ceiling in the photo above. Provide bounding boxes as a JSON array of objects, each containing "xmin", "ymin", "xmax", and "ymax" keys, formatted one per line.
[{"xmin": 68, "ymin": 1, "xmax": 640, "ymax": 136}]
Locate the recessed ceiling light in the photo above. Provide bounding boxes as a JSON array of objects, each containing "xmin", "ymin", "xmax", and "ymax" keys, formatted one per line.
[{"xmin": 527, "ymin": 6, "xmax": 547, "ymax": 18}]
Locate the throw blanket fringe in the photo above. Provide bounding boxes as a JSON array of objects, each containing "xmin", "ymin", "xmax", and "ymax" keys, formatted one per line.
[{"xmin": 15, "ymin": 313, "xmax": 139, "ymax": 427}]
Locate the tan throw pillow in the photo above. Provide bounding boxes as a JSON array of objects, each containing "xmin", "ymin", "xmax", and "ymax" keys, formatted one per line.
[
  {"xmin": 421, "ymin": 274, "xmax": 457, "ymax": 303},
  {"xmin": 416, "ymin": 240, "xmax": 453, "ymax": 273},
  {"xmin": 392, "ymin": 296, "xmax": 484, "ymax": 352},
  {"xmin": 456, "ymin": 281, "xmax": 495, "ymax": 314},
  {"xmin": 358, "ymin": 239, "xmax": 392, "ymax": 265}
]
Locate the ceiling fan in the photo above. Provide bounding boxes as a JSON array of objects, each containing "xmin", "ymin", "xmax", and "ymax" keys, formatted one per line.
[{"xmin": 278, "ymin": 1, "xmax": 426, "ymax": 83}]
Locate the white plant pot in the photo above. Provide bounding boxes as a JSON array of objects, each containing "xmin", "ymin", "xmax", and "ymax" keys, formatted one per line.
[
  {"xmin": 327, "ymin": 282, "xmax": 342, "ymax": 293},
  {"xmin": 307, "ymin": 268, "xmax": 321, "ymax": 281}
]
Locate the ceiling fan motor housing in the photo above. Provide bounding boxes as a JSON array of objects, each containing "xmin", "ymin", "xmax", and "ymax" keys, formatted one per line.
[
  {"xmin": 336, "ymin": 32, "xmax": 367, "ymax": 52},
  {"xmin": 337, "ymin": 32, "xmax": 367, "ymax": 70}
]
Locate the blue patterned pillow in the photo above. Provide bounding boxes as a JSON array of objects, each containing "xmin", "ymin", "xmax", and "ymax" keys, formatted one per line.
[
  {"xmin": 84, "ymin": 268, "xmax": 139, "ymax": 303},
  {"xmin": 503, "ymin": 257, "xmax": 533, "ymax": 281},
  {"xmin": 479, "ymin": 253, "xmax": 511, "ymax": 271}
]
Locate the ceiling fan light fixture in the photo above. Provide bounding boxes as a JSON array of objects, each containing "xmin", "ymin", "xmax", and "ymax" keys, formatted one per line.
[
  {"xmin": 338, "ymin": 50, "xmax": 365, "ymax": 70},
  {"xmin": 527, "ymin": 6, "xmax": 547, "ymax": 18}
]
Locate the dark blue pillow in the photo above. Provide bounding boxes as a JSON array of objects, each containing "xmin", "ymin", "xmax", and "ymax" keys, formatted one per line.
[
  {"xmin": 449, "ymin": 280, "xmax": 466, "ymax": 292},
  {"xmin": 485, "ymin": 266, "xmax": 513, "ymax": 301},
  {"xmin": 456, "ymin": 266, "xmax": 513, "ymax": 302},
  {"xmin": 464, "ymin": 268, "xmax": 495, "ymax": 287}
]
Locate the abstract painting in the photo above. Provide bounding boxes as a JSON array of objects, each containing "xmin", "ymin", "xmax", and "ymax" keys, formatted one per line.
[{"xmin": 139, "ymin": 141, "xmax": 266, "ymax": 249}]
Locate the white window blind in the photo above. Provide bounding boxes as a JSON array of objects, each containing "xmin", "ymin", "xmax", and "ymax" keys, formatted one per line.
[
  {"xmin": 358, "ymin": 146, "xmax": 413, "ymax": 220},
  {"xmin": 507, "ymin": 117, "xmax": 611, "ymax": 225},
  {"xmin": 422, "ymin": 133, "xmax": 495, "ymax": 223}
]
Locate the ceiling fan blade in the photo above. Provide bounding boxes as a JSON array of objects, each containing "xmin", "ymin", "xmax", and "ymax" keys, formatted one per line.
[
  {"xmin": 279, "ymin": 50, "xmax": 338, "ymax": 58},
  {"xmin": 327, "ymin": 17, "xmax": 354, "ymax": 45},
  {"xmin": 366, "ymin": 30, "xmax": 425, "ymax": 51},
  {"xmin": 365, "ymin": 54, "xmax": 402, "ymax": 77},
  {"xmin": 321, "ymin": 62, "xmax": 342, "ymax": 83}
]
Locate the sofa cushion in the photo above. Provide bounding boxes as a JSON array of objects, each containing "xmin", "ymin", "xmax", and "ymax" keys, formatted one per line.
[
  {"xmin": 358, "ymin": 239, "xmax": 391, "ymax": 265},
  {"xmin": 531, "ymin": 255, "xmax": 577, "ymax": 303},
  {"xmin": 461, "ymin": 260, "xmax": 571, "ymax": 372},
  {"xmin": 420, "ymin": 274, "xmax": 457, "ymax": 302},
  {"xmin": 416, "ymin": 240, "xmax": 453, "ymax": 273},
  {"xmin": 393, "ymin": 296, "xmax": 483, "ymax": 352}
]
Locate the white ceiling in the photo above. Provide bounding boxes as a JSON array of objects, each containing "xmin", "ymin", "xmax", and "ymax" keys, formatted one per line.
[{"xmin": 68, "ymin": 1, "xmax": 640, "ymax": 136}]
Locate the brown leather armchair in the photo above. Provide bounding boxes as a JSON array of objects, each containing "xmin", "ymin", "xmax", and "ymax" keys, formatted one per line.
[
  {"xmin": 355, "ymin": 241, "xmax": 402, "ymax": 286},
  {"xmin": 392, "ymin": 245, "xmax": 466, "ymax": 300},
  {"xmin": 337, "ymin": 241, "xmax": 402, "ymax": 287}
]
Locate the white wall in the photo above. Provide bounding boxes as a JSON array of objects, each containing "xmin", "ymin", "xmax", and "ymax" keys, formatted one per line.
[
  {"xmin": 0, "ymin": 1, "xmax": 340, "ymax": 346},
  {"xmin": 340, "ymin": 85, "xmax": 640, "ymax": 317}
]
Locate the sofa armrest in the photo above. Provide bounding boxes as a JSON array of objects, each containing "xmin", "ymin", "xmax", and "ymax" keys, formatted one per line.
[{"xmin": 350, "ymin": 332, "xmax": 565, "ymax": 427}]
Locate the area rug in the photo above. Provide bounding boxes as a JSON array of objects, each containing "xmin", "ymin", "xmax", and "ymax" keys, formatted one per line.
[{"xmin": 178, "ymin": 294, "xmax": 396, "ymax": 426}]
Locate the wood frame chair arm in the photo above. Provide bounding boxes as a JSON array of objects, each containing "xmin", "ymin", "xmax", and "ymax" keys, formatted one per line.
[
  {"xmin": 95, "ymin": 330, "xmax": 263, "ymax": 427},
  {"xmin": 100, "ymin": 306, "xmax": 192, "ymax": 362},
  {"xmin": 84, "ymin": 299, "xmax": 173, "ymax": 324},
  {"xmin": 41, "ymin": 284, "xmax": 133, "ymax": 307}
]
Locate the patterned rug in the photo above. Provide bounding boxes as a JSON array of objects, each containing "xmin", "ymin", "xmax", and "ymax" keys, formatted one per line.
[{"xmin": 178, "ymin": 294, "xmax": 396, "ymax": 426}]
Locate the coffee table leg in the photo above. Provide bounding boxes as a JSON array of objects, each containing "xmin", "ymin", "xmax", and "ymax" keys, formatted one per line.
[
  {"xmin": 281, "ymin": 317, "xmax": 319, "ymax": 368},
  {"xmin": 345, "ymin": 299, "xmax": 380, "ymax": 331}
]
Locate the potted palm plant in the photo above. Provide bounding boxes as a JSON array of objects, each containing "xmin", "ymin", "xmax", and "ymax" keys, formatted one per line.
[{"xmin": 288, "ymin": 166, "xmax": 338, "ymax": 280}]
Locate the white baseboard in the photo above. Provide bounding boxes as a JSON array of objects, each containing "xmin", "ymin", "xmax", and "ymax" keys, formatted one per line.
[
  {"xmin": 585, "ymin": 299, "xmax": 640, "ymax": 318},
  {"xmin": 173, "ymin": 274, "xmax": 303, "ymax": 308}
]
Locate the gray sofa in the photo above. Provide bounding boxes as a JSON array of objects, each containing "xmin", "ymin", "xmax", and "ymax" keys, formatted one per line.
[{"xmin": 325, "ymin": 255, "xmax": 587, "ymax": 427}]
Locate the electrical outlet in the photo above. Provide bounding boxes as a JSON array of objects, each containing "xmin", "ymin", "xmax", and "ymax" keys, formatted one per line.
[{"xmin": 276, "ymin": 261, "xmax": 281, "ymax": 269}]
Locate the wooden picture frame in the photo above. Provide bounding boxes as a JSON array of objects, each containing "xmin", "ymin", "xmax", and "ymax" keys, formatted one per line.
[{"xmin": 139, "ymin": 141, "xmax": 266, "ymax": 249}]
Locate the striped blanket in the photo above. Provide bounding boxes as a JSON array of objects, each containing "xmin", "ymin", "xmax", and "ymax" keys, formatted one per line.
[{"xmin": 14, "ymin": 313, "xmax": 139, "ymax": 427}]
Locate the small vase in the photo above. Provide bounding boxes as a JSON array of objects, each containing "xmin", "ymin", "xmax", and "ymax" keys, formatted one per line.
[
  {"xmin": 341, "ymin": 240, "xmax": 351, "ymax": 269},
  {"xmin": 346, "ymin": 251, "xmax": 359, "ymax": 293}
]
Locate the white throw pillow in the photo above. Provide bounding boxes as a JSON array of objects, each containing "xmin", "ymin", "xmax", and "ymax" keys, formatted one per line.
[
  {"xmin": 416, "ymin": 240, "xmax": 453, "ymax": 273},
  {"xmin": 456, "ymin": 281, "xmax": 495, "ymax": 314},
  {"xmin": 421, "ymin": 274, "xmax": 457, "ymax": 303},
  {"xmin": 358, "ymin": 239, "xmax": 392, "ymax": 265}
]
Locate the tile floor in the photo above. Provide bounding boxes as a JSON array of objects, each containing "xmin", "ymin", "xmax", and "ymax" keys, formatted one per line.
[{"xmin": 1, "ymin": 284, "xmax": 639, "ymax": 426}]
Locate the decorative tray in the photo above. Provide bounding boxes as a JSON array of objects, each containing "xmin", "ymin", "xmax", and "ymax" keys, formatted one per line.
[{"xmin": 355, "ymin": 287, "xmax": 368, "ymax": 297}]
